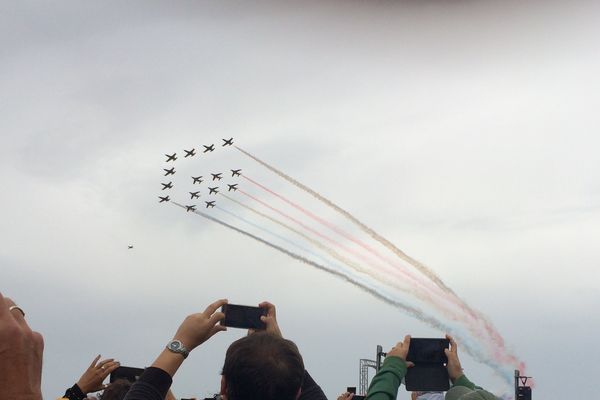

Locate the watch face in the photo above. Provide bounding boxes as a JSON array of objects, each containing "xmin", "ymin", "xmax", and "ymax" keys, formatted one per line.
[{"xmin": 170, "ymin": 341, "xmax": 181, "ymax": 350}]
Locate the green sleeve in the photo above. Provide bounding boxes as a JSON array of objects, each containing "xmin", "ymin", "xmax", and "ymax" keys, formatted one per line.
[
  {"xmin": 366, "ymin": 356, "xmax": 407, "ymax": 400},
  {"xmin": 452, "ymin": 374, "xmax": 483, "ymax": 390}
]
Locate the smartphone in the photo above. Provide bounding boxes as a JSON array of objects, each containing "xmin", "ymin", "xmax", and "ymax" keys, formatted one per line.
[
  {"xmin": 406, "ymin": 338, "xmax": 449, "ymax": 364},
  {"xmin": 220, "ymin": 304, "xmax": 267, "ymax": 329},
  {"xmin": 109, "ymin": 366, "xmax": 144, "ymax": 383}
]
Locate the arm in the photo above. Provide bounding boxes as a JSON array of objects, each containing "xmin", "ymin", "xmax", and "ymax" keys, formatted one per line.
[
  {"xmin": 445, "ymin": 334, "xmax": 483, "ymax": 390},
  {"xmin": 0, "ymin": 293, "xmax": 44, "ymax": 400},
  {"xmin": 124, "ymin": 299, "xmax": 228, "ymax": 400},
  {"xmin": 366, "ymin": 336, "xmax": 412, "ymax": 400}
]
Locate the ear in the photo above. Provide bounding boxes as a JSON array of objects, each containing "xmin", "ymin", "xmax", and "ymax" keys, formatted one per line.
[{"xmin": 220, "ymin": 375, "xmax": 227, "ymax": 400}]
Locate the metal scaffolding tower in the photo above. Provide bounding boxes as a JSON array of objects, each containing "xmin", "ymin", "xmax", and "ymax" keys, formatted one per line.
[{"xmin": 358, "ymin": 345, "xmax": 386, "ymax": 395}]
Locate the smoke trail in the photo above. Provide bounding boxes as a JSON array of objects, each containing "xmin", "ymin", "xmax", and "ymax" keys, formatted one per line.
[
  {"xmin": 234, "ymin": 146, "xmax": 524, "ymax": 378},
  {"xmin": 220, "ymin": 193, "xmax": 451, "ymax": 309},
  {"xmin": 171, "ymin": 201, "xmax": 513, "ymax": 383},
  {"xmin": 235, "ymin": 145, "xmax": 454, "ymax": 292}
]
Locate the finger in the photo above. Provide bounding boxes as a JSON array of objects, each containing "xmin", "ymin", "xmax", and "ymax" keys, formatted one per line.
[
  {"xmin": 97, "ymin": 358, "xmax": 115, "ymax": 368},
  {"xmin": 104, "ymin": 362, "xmax": 120, "ymax": 376},
  {"xmin": 258, "ymin": 301, "xmax": 276, "ymax": 315},
  {"xmin": 209, "ymin": 324, "xmax": 227, "ymax": 338},
  {"xmin": 403, "ymin": 334, "xmax": 411, "ymax": 348},
  {"xmin": 89, "ymin": 354, "xmax": 101, "ymax": 368},
  {"xmin": 208, "ymin": 311, "xmax": 225, "ymax": 326},
  {"xmin": 204, "ymin": 299, "xmax": 228, "ymax": 315},
  {"xmin": 0, "ymin": 292, "xmax": 7, "ymax": 318},
  {"xmin": 406, "ymin": 361, "xmax": 415, "ymax": 368},
  {"xmin": 446, "ymin": 334, "xmax": 457, "ymax": 352},
  {"xmin": 4, "ymin": 297, "xmax": 29, "ymax": 330}
]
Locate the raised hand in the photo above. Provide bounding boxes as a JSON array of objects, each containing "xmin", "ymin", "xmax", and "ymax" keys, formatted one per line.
[
  {"xmin": 76, "ymin": 355, "xmax": 120, "ymax": 393},
  {"xmin": 444, "ymin": 334, "xmax": 464, "ymax": 382}
]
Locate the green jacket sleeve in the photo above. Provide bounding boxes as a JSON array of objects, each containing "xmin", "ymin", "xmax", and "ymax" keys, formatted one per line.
[
  {"xmin": 366, "ymin": 356, "xmax": 407, "ymax": 400},
  {"xmin": 452, "ymin": 374, "xmax": 483, "ymax": 390}
]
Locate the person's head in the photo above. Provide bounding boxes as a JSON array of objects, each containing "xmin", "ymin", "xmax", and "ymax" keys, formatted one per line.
[
  {"xmin": 100, "ymin": 379, "xmax": 132, "ymax": 400},
  {"xmin": 221, "ymin": 332, "xmax": 305, "ymax": 400}
]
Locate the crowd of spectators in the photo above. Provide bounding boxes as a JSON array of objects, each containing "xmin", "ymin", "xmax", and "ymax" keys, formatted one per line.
[{"xmin": 0, "ymin": 291, "xmax": 499, "ymax": 400}]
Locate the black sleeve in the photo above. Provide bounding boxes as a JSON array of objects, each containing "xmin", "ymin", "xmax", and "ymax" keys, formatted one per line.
[
  {"xmin": 63, "ymin": 383, "xmax": 85, "ymax": 400},
  {"xmin": 123, "ymin": 367, "xmax": 172, "ymax": 400},
  {"xmin": 298, "ymin": 370, "xmax": 327, "ymax": 400}
]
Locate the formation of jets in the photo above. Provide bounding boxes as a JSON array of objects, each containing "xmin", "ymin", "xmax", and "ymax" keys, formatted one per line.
[
  {"xmin": 128, "ymin": 245, "xmax": 134, "ymax": 249},
  {"xmin": 159, "ymin": 139, "xmax": 243, "ymax": 210}
]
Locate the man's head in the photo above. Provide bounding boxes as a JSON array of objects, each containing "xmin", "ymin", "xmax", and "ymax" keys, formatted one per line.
[{"xmin": 221, "ymin": 332, "xmax": 305, "ymax": 400}]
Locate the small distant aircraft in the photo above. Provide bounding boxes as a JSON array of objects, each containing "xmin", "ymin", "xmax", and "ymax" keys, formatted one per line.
[
  {"xmin": 185, "ymin": 205, "xmax": 196, "ymax": 212},
  {"xmin": 158, "ymin": 195, "xmax": 170, "ymax": 203},
  {"xmin": 161, "ymin": 181, "xmax": 173, "ymax": 190},
  {"xmin": 184, "ymin": 148, "xmax": 196, "ymax": 157},
  {"xmin": 189, "ymin": 191, "xmax": 201, "ymax": 199},
  {"xmin": 227, "ymin": 184, "xmax": 238, "ymax": 192},
  {"xmin": 211, "ymin": 173, "xmax": 222, "ymax": 181},
  {"xmin": 163, "ymin": 167, "xmax": 176, "ymax": 176},
  {"xmin": 205, "ymin": 201, "xmax": 215, "ymax": 208},
  {"xmin": 192, "ymin": 176, "xmax": 203, "ymax": 184},
  {"xmin": 128, "ymin": 245, "xmax": 134, "ymax": 249},
  {"xmin": 165, "ymin": 153, "xmax": 177, "ymax": 162},
  {"xmin": 230, "ymin": 169, "xmax": 242, "ymax": 177},
  {"xmin": 222, "ymin": 138, "xmax": 234, "ymax": 146},
  {"xmin": 208, "ymin": 186, "xmax": 219, "ymax": 195},
  {"xmin": 203, "ymin": 144, "xmax": 215, "ymax": 153}
]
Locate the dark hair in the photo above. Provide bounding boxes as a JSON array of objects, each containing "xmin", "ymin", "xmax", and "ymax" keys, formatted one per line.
[
  {"xmin": 100, "ymin": 379, "xmax": 132, "ymax": 400},
  {"xmin": 222, "ymin": 332, "xmax": 305, "ymax": 400}
]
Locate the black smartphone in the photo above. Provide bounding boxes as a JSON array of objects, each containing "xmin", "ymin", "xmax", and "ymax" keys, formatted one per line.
[
  {"xmin": 109, "ymin": 366, "xmax": 144, "ymax": 383},
  {"xmin": 347, "ymin": 387, "xmax": 357, "ymax": 394},
  {"xmin": 220, "ymin": 304, "xmax": 267, "ymax": 329},
  {"xmin": 406, "ymin": 338, "xmax": 449, "ymax": 364},
  {"xmin": 405, "ymin": 338, "xmax": 450, "ymax": 392}
]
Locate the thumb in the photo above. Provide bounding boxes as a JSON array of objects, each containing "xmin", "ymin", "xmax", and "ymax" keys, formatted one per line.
[
  {"xmin": 444, "ymin": 348, "xmax": 450, "ymax": 356},
  {"xmin": 406, "ymin": 361, "xmax": 415, "ymax": 368}
]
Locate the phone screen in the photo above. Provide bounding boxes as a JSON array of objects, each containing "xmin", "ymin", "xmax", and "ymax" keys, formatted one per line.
[
  {"xmin": 109, "ymin": 366, "xmax": 145, "ymax": 383},
  {"xmin": 406, "ymin": 338, "xmax": 449, "ymax": 364},
  {"xmin": 220, "ymin": 304, "xmax": 267, "ymax": 329}
]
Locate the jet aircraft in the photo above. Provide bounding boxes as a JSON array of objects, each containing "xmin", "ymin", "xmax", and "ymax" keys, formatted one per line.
[
  {"xmin": 192, "ymin": 176, "xmax": 203, "ymax": 184},
  {"xmin": 227, "ymin": 184, "xmax": 238, "ymax": 192},
  {"xmin": 189, "ymin": 191, "xmax": 200, "ymax": 199},
  {"xmin": 184, "ymin": 148, "xmax": 196, "ymax": 157},
  {"xmin": 208, "ymin": 186, "xmax": 219, "ymax": 195},
  {"xmin": 163, "ymin": 167, "xmax": 176, "ymax": 176},
  {"xmin": 203, "ymin": 144, "xmax": 215, "ymax": 153},
  {"xmin": 211, "ymin": 173, "xmax": 222, "ymax": 181},
  {"xmin": 158, "ymin": 195, "xmax": 170, "ymax": 203},
  {"xmin": 205, "ymin": 201, "xmax": 215, "ymax": 208},
  {"xmin": 161, "ymin": 181, "xmax": 173, "ymax": 190},
  {"xmin": 128, "ymin": 245, "xmax": 134, "ymax": 249},
  {"xmin": 185, "ymin": 205, "xmax": 196, "ymax": 212},
  {"xmin": 222, "ymin": 138, "xmax": 234, "ymax": 146},
  {"xmin": 165, "ymin": 153, "xmax": 177, "ymax": 162},
  {"xmin": 230, "ymin": 169, "xmax": 242, "ymax": 177}
]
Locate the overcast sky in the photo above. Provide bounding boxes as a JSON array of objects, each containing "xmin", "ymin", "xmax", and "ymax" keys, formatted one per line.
[{"xmin": 1, "ymin": 1, "xmax": 599, "ymax": 399}]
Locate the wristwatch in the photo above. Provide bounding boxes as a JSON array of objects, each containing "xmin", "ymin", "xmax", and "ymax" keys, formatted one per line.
[{"xmin": 166, "ymin": 340, "xmax": 190, "ymax": 359}]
